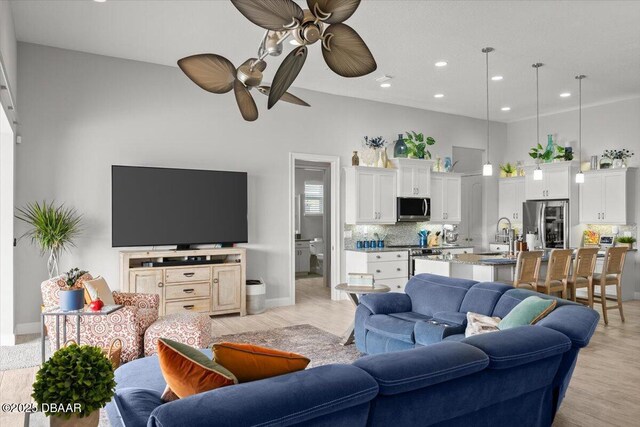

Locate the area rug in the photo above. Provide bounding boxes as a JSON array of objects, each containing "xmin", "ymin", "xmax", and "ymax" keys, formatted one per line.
[{"xmin": 0, "ymin": 337, "xmax": 51, "ymax": 371}]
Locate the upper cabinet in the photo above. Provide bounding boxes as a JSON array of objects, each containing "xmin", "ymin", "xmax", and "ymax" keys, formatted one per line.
[
  {"xmin": 498, "ymin": 177, "xmax": 526, "ymax": 221},
  {"xmin": 579, "ymin": 168, "xmax": 635, "ymax": 225},
  {"xmin": 430, "ymin": 172, "xmax": 462, "ymax": 222},
  {"xmin": 345, "ymin": 166, "xmax": 397, "ymax": 224},
  {"xmin": 524, "ymin": 163, "xmax": 572, "ymax": 200},
  {"xmin": 390, "ymin": 159, "xmax": 435, "ymax": 198}
]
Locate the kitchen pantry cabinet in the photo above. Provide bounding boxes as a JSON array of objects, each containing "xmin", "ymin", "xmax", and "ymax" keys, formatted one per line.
[
  {"xmin": 390, "ymin": 158, "xmax": 435, "ymax": 198},
  {"xmin": 524, "ymin": 163, "xmax": 571, "ymax": 200},
  {"xmin": 430, "ymin": 172, "xmax": 462, "ymax": 222},
  {"xmin": 579, "ymin": 168, "xmax": 635, "ymax": 224},
  {"xmin": 295, "ymin": 242, "xmax": 311, "ymax": 274},
  {"xmin": 345, "ymin": 166, "xmax": 397, "ymax": 224},
  {"xmin": 498, "ymin": 177, "xmax": 525, "ymax": 221}
]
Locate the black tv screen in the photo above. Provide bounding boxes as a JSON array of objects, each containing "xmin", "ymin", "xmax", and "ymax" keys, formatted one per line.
[{"xmin": 112, "ymin": 166, "xmax": 247, "ymax": 247}]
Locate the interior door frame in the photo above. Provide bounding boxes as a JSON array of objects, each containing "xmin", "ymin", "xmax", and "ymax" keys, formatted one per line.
[{"xmin": 289, "ymin": 153, "xmax": 341, "ymax": 303}]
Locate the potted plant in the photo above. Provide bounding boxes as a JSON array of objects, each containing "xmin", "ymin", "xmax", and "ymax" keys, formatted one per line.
[
  {"xmin": 529, "ymin": 143, "xmax": 554, "ymax": 163},
  {"xmin": 499, "ymin": 163, "xmax": 516, "ymax": 177},
  {"xmin": 403, "ymin": 131, "xmax": 435, "ymax": 159},
  {"xmin": 60, "ymin": 268, "xmax": 90, "ymax": 311},
  {"xmin": 616, "ymin": 236, "xmax": 636, "ymax": 250},
  {"xmin": 603, "ymin": 149, "xmax": 634, "ymax": 168},
  {"xmin": 15, "ymin": 201, "xmax": 82, "ymax": 278},
  {"xmin": 553, "ymin": 144, "xmax": 574, "ymax": 162},
  {"xmin": 32, "ymin": 343, "xmax": 116, "ymax": 427}
]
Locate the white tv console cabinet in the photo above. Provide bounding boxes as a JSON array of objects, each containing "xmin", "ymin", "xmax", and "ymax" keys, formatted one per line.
[{"xmin": 120, "ymin": 248, "xmax": 247, "ymax": 317}]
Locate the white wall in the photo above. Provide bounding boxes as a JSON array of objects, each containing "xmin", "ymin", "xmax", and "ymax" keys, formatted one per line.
[
  {"xmin": 0, "ymin": 106, "xmax": 15, "ymax": 344},
  {"xmin": 15, "ymin": 43, "xmax": 507, "ymax": 327},
  {"xmin": 505, "ymin": 97, "xmax": 640, "ymax": 294},
  {"xmin": 0, "ymin": 0, "xmax": 17, "ymax": 97}
]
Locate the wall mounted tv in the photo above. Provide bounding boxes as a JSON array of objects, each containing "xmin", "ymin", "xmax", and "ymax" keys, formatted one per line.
[{"xmin": 112, "ymin": 166, "xmax": 247, "ymax": 248}]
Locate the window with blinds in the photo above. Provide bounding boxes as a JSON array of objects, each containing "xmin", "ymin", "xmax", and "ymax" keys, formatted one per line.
[{"xmin": 304, "ymin": 181, "xmax": 324, "ymax": 216}]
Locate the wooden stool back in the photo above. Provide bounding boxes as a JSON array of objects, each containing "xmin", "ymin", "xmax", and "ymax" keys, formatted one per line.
[
  {"xmin": 602, "ymin": 246, "xmax": 627, "ymax": 276},
  {"xmin": 538, "ymin": 249, "xmax": 573, "ymax": 297},
  {"xmin": 513, "ymin": 251, "xmax": 543, "ymax": 289},
  {"xmin": 569, "ymin": 247, "xmax": 599, "ymax": 306},
  {"xmin": 595, "ymin": 246, "xmax": 628, "ymax": 325}
]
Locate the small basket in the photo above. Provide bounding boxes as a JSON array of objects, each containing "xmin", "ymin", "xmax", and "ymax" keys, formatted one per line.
[{"xmin": 63, "ymin": 338, "xmax": 122, "ymax": 369}]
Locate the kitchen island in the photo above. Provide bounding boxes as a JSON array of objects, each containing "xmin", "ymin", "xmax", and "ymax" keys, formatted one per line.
[{"xmin": 414, "ymin": 253, "xmax": 517, "ymax": 282}]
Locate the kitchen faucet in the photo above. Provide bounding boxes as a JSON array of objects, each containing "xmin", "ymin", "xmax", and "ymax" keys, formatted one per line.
[{"xmin": 497, "ymin": 217, "xmax": 514, "ymax": 255}]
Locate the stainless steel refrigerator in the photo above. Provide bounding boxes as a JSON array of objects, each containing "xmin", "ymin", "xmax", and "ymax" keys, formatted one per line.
[{"xmin": 522, "ymin": 200, "xmax": 569, "ymax": 249}]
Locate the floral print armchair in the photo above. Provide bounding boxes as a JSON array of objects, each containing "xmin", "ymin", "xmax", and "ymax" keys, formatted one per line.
[{"xmin": 41, "ymin": 275, "xmax": 159, "ymax": 363}]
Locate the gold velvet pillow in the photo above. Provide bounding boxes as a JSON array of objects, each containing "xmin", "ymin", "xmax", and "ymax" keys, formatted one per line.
[
  {"xmin": 213, "ymin": 342, "xmax": 310, "ymax": 383},
  {"xmin": 157, "ymin": 338, "xmax": 237, "ymax": 400}
]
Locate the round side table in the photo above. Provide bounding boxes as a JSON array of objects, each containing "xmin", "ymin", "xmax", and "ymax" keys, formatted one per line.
[{"xmin": 335, "ymin": 283, "xmax": 390, "ymax": 346}]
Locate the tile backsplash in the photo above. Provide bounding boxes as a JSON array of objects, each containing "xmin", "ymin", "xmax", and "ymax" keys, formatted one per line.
[{"xmin": 344, "ymin": 223, "xmax": 449, "ymax": 249}]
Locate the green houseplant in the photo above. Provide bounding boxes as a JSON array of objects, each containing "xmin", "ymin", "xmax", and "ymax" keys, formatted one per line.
[
  {"xmin": 616, "ymin": 236, "xmax": 636, "ymax": 249},
  {"xmin": 499, "ymin": 163, "xmax": 516, "ymax": 177},
  {"xmin": 32, "ymin": 343, "xmax": 115, "ymax": 427},
  {"xmin": 15, "ymin": 201, "xmax": 82, "ymax": 278},
  {"xmin": 403, "ymin": 131, "xmax": 435, "ymax": 159},
  {"xmin": 60, "ymin": 267, "xmax": 90, "ymax": 311}
]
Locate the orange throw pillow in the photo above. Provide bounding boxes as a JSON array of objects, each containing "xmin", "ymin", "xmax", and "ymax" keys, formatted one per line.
[
  {"xmin": 157, "ymin": 338, "xmax": 237, "ymax": 399},
  {"xmin": 213, "ymin": 342, "xmax": 310, "ymax": 383}
]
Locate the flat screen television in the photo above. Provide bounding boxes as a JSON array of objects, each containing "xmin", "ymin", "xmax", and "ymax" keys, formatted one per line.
[{"xmin": 112, "ymin": 166, "xmax": 247, "ymax": 248}]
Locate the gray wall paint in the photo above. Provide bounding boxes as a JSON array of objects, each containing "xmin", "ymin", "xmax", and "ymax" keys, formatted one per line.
[
  {"xmin": 0, "ymin": 0, "xmax": 17, "ymax": 99},
  {"xmin": 15, "ymin": 43, "xmax": 507, "ymax": 326}
]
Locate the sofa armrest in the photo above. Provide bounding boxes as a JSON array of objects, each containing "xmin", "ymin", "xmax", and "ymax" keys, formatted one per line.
[
  {"xmin": 536, "ymin": 305, "xmax": 599, "ymax": 348},
  {"xmin": 113, "ymin": 292, "xmax": 160, "ymax": 310},
  {"xmin": 148, "ymin": 365, "xmax": 379, "ymax": 427},
  {"xmin": 359, "ymin": 293, "xmax": 411, "ymax": 315}
]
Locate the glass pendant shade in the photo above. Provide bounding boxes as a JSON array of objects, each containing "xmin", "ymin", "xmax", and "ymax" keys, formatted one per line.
[
  {"xmin": 575, "ymin": 171, "xmax": 585, "ymax": 184},
  {"xmin": 533, "ymin": 167, "xmax": 543, "ymax": 181},
  {"xmin": 483, "ymin": 163, "xmax": 493, "ymax": 176}
]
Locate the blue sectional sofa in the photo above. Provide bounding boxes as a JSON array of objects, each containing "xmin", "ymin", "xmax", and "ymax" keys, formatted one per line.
[{"xmin": 107, "ymin": 273, "xmax": 599, "ymax": 427}]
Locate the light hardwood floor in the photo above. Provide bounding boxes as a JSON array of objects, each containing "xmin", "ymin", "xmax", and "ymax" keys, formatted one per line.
[{"xmin": 2, "ymin": 281, "xmax": 639, "ymax": 426}]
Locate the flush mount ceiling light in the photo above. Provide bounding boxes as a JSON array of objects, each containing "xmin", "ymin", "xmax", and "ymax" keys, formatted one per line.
[
  {"xmin": 93, "ymin": 0, "xmax": 107, "ymax": 2},
  {"xmin": 491, "ymin": 75, "xmax": 503, "ymax": 81},
  {"xmin": 376, "ymin": 75, "xmax": 392, "ymax": 88},
  {"xmin": 178, "ymin": 0, "xmax": 377, "ymax": 121},
  {"xmin": 575, "ymin": 75, "xmax": 587, "ymax": 184},
  {"xmin": 532, "ymin": 62, "xmax": 544, "ymax": 181},
  {"xmin": 482, "ymin": 47, "xmax": 494, "ymax": 177},
  {"xmin": 560, "ymin": 92, "xmax": 571, "ymax": 97},
  {"xmin": 435, "ymin": 61, "xmax": 448, "ymax": 67},
  {"xmin": 501, "ymin": 106, "xmax": 511, "ymax": 111},
  {"xmin": 434, "ymin": 93, "xmax": 444, "ymax": 98}
]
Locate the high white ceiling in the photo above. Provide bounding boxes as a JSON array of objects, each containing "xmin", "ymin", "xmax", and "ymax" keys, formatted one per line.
[{"xmin": 10, "ymin": 0, "xmax": 640, "ymax": 122}]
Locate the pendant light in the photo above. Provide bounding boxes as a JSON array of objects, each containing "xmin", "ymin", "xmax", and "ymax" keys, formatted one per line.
[
  {"xmin": 575, "ymin": 75, "xmax": 587, "ymax": 183},
  {"xmin": 532, "ymin": 63, "xmax": 544, "ymax": 181},
  {"xmin": 482, "ymin": 47, "xmax": 494, "ymax": 176}
]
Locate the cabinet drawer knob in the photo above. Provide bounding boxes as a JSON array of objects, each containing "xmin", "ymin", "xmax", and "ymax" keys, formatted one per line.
[
  {"xmin": 396, "ymin": 268, "xmax": 402, "ymax": 271},
  {"xmin": 157, "ymin": 282, "xmax": 163, "ymax": 288},
  {"xmin": 397, "ymin": 285, "xmax": 401, "ymax": 289},
  {"xmin": 183, "ymin": 305, "xmax": 195, "ymax": 310},
  {"xmin": 376, "ymin": 269, "xmax": 381, "ymax": 273},
  {"xmin": 183, "ymin": 289, "xmax": 195, "ymax": 293},
  {"xmin": 213, "ymin": 278, "xmax": 219, "ymax": 284},
  {"xmin": 397, "ymin": 254, "xmax": 402, "ymax": 258},
  {"xmin": 183, "ymin": 272, "xmax": 195, "ymax": 277},
  {"xmin": 376, "ymin": 255, "xmax": 381, "ymax": 259}
]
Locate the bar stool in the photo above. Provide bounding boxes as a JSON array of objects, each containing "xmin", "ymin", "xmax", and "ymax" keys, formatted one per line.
[
  {"xmin": 536, "ymin": 249, "xmax": 573, "ymax": 298},
  {"xmin": 513, "ymin": 251, "xmax": 543, "ymax": 290},
  {"xmin": 593, "ymin": 247, "xmax": 628, "ymax": 325},
  {"xmin": 567, "ymin": 247, "xmax": 599, "ymax": 307}
]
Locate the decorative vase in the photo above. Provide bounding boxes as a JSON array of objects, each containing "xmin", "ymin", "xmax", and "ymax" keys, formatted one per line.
[
  {"xmin": 600, "ymin": 158, "xmax": 612, "ymax": 169},
  {"xmin": 393, "ymin": 134, "xmax": 407, "ymax": 158},
  {"xmin": 444, "ymin": 157, "xmax": 452, "ymax": 172},
  {"xmin": 612, "ymin": 159, "xmax": 623, "ymax": 168},
  {"xmin": 361, "ymin": 148, "xmax": 376, "ymax": 166},
  {"xmin": 377, "ymin": 148, "xmax": 388, "ymax": 168},
  {"xmin": 351, "ymin": 151, "xmax": 359, "ymax": 166},
  {"xmin": 59, "ymin": 289, "xmax": 85, "ymax": 311},
  {"xmin": 545, "ymin": 135, "xmax": 554, "ymax": 163}
]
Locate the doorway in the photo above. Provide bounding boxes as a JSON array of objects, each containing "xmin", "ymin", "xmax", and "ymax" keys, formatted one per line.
[
  {"xmin": 453, "ymin": 147, "xmax": 485, "ymax": 251},
  {"xmin": 0, "ymin": 105, "xmax": 15, "ymax": 345},
  {"xmin": 289, "ymin": 154, "xmax": 341, "ymax": 304}
]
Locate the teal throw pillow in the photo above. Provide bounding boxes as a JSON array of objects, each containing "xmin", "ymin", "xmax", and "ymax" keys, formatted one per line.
[{"xmin": 498, "ymin": 296, "xmax": 557, "ymax": 330}]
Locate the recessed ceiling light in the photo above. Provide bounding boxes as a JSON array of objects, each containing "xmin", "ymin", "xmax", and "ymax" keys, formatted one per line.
[
  {"xmin": 380, "ymin": 82, "xmax": 391, "ymax": 88},
  {"xmin": 94, "ymin": 0, "xmax": 107, "ymax": 3},
  {"xmin": 491, "ymin": 75, "xmax": 503, "ymax": 81},
  {"xmin": 501, "ymin": 107, "xmax": 511, "ymax": 111},
  {"xmin": 435, "ymin": 61, "xmax": 448, "ymax": 67},
  {"xmin": 434, "ymin": 93, "xmax": 444, "ymax": 98},
  {"xmin": 560, "ymin": 92, "xmax": 571, "ymax": 97}
]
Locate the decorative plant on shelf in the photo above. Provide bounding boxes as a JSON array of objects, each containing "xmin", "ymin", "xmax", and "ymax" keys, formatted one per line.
[
  {"xmin": 616, "ymin": 236, "xmax": 636, "ymax": 249},
  {"xmin": 529, "ymin": 143, "xmax": 554, "ymax": 163},
  {"xmin": 553, "ymin": 145, "xmax": 574, "ymax": 161},
  {"xmin": 363, "ymin": 136, "xmax": 388, "ymax": 167},
  {"xmin": 499, "ymin": 163, "xmax": 516, "ymax": 177},
  {"xmin": 603, "ymin": 149, "xmax": 634, "ymax": 160},
  {"xmin": 32, "ymin": 343, "xmax": 115, "ymax": 427},
  {"xmin": 15, "ymin": 201, "xmax": 82, "ymax": 278},
  {"xmin": 403, "ymin": 131, "xmax": 435, "ymax": 159}
]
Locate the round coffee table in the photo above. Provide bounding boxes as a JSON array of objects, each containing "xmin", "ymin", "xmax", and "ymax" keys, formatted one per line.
[{"xmin": 335, "ymin": 283, "xmax": 390, "ymax": 346}]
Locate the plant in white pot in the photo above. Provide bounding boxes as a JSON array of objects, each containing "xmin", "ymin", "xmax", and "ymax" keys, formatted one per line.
[
  {"xmin": 15, "ymin": 201, "xmax": 82, "ymax": 278},
  {"xmin": 32, "ymin": 343, "xmax": 115, "ymax": 427}
]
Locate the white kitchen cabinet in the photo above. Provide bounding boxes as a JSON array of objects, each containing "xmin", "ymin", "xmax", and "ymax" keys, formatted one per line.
[
  {"xmin": 345, "ymin": 167, "xmax": 397, "ymax": 224},
  {"xmin": 430, "ymin": 173, "xmax": 462, "ymax": 222},
  {"xmin": 498, "ymin": 177, "xmax": 526, "ymax": 221},
  {"xmin": 579, "ymin": 168, "xmax": 634, "ymax": 224},
  {"xmin": 390, "ymin": 158, "xmax": 435, "ymax": 198},
  {"xmin": 441, "ymin": 247, "xmax": 474, "ymax": 255},
  {"xmin": 524, "ymin": 163, "xmax": 571, "ymax": 200},
  {"xmin": 345, "ymin": 250, "xmax": 409, "ymax": 293},
  {"xmin": 295, "ymin": 242, "xmax": 311, "ymax": 274}
]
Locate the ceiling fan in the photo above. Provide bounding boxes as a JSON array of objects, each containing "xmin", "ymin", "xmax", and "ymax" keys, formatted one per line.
[{"xmin": 177, "ymin": 0, "xmax": 377, "ymax": 121}]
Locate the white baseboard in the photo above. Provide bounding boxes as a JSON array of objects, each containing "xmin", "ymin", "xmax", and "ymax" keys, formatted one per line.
[
  {"xmin": 265, "ymin": 297, "xmax": 292, "ymax": 309},
  {"xmin": 16, "ymin": 322, "xmax": 40, "ymax": 335},
  {"xmin": 0, "ymin": 334, "xmax": 16, "ymax": 346}
]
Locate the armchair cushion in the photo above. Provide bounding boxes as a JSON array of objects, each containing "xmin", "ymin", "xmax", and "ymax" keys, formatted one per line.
[{"xmin": 359, "ymin": 292, "xmax": 411, "ymax": 315}]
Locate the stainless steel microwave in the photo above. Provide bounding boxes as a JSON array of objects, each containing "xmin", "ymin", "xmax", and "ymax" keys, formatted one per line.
[{"xmin": 397, "ymin": 198, "xmax": 430, "ymax": 222}]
